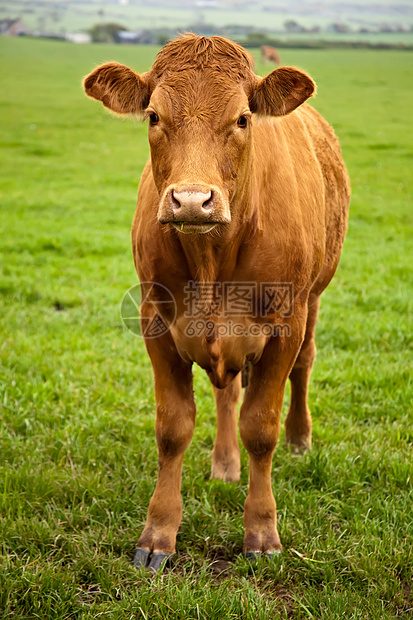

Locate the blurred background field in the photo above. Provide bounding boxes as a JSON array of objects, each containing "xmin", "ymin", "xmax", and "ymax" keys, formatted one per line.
[
  {"xmin": 1, "ymin": 0, "xmax": 413, "ymax": 46},
  {"xmin": 0, "ymin": 33, "xmax": 412, "ymax": 620}
]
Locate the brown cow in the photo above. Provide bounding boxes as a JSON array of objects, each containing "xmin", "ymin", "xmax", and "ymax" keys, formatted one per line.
[
  {"xmin": 261, "ymin": 44, "xmax": 281, "ymax": 65},
  {"xmin": 84, "ymin": 33, "xmax": 350, "ymax": 572}
]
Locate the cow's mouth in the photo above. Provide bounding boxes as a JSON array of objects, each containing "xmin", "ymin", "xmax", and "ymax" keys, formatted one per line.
[{"xmin": 172, "ymin": 222, "xmax": 218, "ymax": 234}]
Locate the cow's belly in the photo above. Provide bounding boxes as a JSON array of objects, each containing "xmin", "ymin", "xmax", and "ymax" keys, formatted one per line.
[{"xmin": 169, "ymin": 314, "xmax": 269, "ymax": 388}]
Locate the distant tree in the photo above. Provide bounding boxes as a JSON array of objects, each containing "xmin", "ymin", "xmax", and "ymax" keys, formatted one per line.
[
  {"xmin": 284, "ymin": 20, "xmax": 305, "ymax": 33},
  {"xmin": 89, "ymin": 22, "xmax": 127, "ymax": 43},
  {"xmin": 157, "ymin": 33, "xmax": 170, "ymax": 46},
  {"xmin": 330, "ymin": 23, "xmax": 351, "ymax": 33},
  {"xmin": 243, "ymin": 31, "xmax": 271, "ymax": 47},
  {"xmin": 379, "ymin": 23, "xmax": 393, "ymax": 33}
]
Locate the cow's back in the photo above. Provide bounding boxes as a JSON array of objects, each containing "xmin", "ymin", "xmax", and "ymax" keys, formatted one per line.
[
  {"xmin": 249, "ymin": 104, "xmax": 350, "ymax": 296},
  {"xmin": 299, "ymin": 105, "xmax": 350, "ymax": 294}
]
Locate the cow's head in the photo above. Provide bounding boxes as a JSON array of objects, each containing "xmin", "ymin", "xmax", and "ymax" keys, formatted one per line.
[{"xmin": 84, "ymin": 34, "xmax": 315, "ymax": 234}]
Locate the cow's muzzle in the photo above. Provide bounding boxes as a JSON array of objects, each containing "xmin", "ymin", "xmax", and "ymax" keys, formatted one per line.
[{"xmin": 158, "ymin": 184, "xmax": 231, "ymax": 234}]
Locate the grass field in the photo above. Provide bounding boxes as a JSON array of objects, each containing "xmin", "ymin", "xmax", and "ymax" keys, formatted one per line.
[{"xmin": 0, "ymin": 38, "xmax": 412, "ymax": 619}]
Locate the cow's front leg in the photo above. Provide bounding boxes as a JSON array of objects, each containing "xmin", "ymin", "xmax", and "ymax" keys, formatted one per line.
[
  {"xmin": 134, "ymin": 336, "xmax": 196, "ymax": 572},
  {"xmin": 239, "ymin": 324, "xmax": 305, "ymax": 557}
]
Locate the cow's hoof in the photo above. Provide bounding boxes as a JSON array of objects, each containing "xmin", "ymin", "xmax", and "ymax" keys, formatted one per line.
[
  {"xmin": 286, "ymin": 435, "xmax": 311, "ymax": 453},
  {"xmin": 148, "ymin": 551, "xmax": 173, "ymax": 573},
  {"xmin": 210, "ymin": 463, "xmax": 241, "ymax": 483},
  {"xmin": 245, "ymin": 548, "xmax": 281, "ymax": 563},
  {"xmin": 133, "ymin": 547, "xmax": 150, "ymax": 569},
  {"xmin": 211, "ymin": 453, "xmax": 241, "ymax": 483},
  {"xmin": 133, "ymin": 547, "xmax": 173, "ymax": 573},
  {"xmin": 244, "ymin": 550, "xmax": 261, "ymax": 562}
]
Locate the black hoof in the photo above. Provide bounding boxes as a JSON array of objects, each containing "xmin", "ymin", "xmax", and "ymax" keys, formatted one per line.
[
  {"xmin": 148, "ymin": 551, "xmax": 172, "ymax": 573},
  {"xmin": 245, "ymin": 549, "xmax": 281, "ymax": 563},
  {"xmin": 133, "ymin": 548, "xmax": 173, "ymax": 573},
  {"xmin": 133, "ymin": 547, "xmax": 150, "ymax": 569},
  {"xmin": 244, "ymin": 550, "xmax": 261, "ymax": 562}
]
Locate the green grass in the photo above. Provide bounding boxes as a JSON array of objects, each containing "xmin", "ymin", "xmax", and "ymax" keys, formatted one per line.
[{"xmin": 0, "ymin": 38, "xmax": 412, "ymax": 619}]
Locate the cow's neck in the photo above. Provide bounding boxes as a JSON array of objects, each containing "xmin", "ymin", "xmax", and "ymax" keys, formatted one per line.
[{"xmin": 177, "ymin": 220, "xmax": 249, "ymax": 284}]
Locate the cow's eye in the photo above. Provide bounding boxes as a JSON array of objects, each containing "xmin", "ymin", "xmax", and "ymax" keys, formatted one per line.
[
  {"xmin": 149, "ymin": 112, "xmax": 159, "ymax": 125},
  {"xmin": 237, "ymin": 115, "xmax": 248, "ymax": 128}
]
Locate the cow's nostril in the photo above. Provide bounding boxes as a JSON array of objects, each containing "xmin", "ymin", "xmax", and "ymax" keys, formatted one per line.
[
  {"xmin": 170, "ymin": 190, "xmax": 182, "ymax": 210},
  {"xmin": 202, "ymin": 191, "xmax": 215, "ymax": 211}
]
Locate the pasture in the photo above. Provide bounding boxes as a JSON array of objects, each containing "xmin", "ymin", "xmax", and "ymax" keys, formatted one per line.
[{"xmin": 0, "ymin": 37, "xmax": 412, "ymax": 619}]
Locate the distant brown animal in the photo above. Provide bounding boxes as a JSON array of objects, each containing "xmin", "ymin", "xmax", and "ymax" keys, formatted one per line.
[
  {"xmin": 84, "ymin": 33, "xmax": 350, "ymax": 572},
  {"xmin": 261, "ymin": 44, "xmax": 281, "ymax": 65}
]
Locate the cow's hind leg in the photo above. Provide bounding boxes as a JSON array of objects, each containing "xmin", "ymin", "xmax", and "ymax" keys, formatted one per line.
[
  {"xmin": 134, "ymin": 335, "xmax": 196, "ymax": 572},
  {"xmin": 285, "ymin": 297, "xmax": 320, "ymax": 452},
  {"xmin": 211, "ymin": 373, "xmax": 241, "ymax": 482}
]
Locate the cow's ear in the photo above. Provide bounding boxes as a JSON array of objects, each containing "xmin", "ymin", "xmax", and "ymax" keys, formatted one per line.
[
  {"xmin": 83, "ymin": 62, "xmax": 150, "ymax": 115},
  {"xmin": 250, "ymin": 67, "xmax": 316, "ymax": 116}
]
